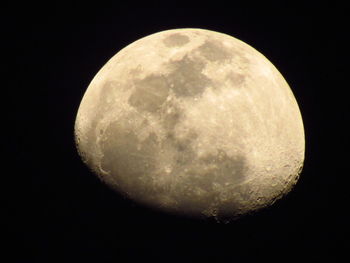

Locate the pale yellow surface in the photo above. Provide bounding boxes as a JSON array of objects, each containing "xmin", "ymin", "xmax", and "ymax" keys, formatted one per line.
[{"xmin": 75, "ymin": 28, "xmax": 305, "ymax": 221}]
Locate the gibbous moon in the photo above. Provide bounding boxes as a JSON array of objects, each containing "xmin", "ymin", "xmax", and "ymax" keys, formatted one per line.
[{"xmin": 75, "ymin": 28, "xmax": 305, "ymax": 221}]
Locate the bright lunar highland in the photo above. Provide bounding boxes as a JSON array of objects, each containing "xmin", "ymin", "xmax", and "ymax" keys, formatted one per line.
[{"xmin": 75, "ymin": 28, "xmax": 305, "ymax": 221}]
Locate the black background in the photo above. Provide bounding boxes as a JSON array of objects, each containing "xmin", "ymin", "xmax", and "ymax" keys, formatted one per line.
[{"xmin": 6, "ymin": 2, "xmax": 347, "ymax": 262}]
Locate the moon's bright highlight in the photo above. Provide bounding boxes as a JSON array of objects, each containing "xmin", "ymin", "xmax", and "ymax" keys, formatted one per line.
[{"xmin": 75, "ymin": 28, "xmax": 305, "ymax": 221}]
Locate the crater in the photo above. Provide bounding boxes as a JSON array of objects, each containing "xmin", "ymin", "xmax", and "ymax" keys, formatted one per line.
[
  {"xmin": 163, "ymin": 33, "xmax": 190, "ymax": 47},
  {"xmin": 166, "ymin": 56, "xmax": 212, "ymax": 97},
  {"xmin": 194, "ymin": 149, "xmax": 247, "ymax": 189},
  {"xmin": 128, "ymin": 74, "xmax": 169, "ymax": 113},
  {"xmin": 162, "ymin": 148, "xmax": 247, "ymax": 217},
  {"xmin": 197, "ymin": 40, "xmax": 233, "ymax": 62},
  {"xmin": 205, "ymin": 149, "xmax": 246, "ymax": 183},
  {"xmin": 80, "ymin": 80, "xmax": 121, "ymax": 167}
]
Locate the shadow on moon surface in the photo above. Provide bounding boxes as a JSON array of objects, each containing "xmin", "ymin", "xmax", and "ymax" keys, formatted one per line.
[{"xmin": 99, "ymin": 116, "xmax": 248, "ymax": 219}]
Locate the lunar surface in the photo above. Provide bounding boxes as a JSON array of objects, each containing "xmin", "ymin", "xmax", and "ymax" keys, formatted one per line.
[{"xmin": 75, "ymin": 28, "xmax": 305, "ymax": 221}]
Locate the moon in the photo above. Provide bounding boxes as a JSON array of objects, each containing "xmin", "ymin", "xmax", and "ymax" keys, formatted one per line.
[{"xmin": 74, "ymin": 28, "xmax": 305, "ymax": 221}]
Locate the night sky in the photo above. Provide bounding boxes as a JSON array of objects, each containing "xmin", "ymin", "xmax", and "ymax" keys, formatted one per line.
[{"xmin": 6, "ymin": 3, "xmax": 347, "ymax": 262}]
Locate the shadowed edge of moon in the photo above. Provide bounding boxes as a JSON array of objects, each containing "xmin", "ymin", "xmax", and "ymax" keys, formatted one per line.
[{"xmin": 98, "ymin": 117, "xmax": 248, "ymax": 218}]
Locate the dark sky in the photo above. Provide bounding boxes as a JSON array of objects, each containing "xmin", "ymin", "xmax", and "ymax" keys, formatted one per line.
[{"xmin": 6, "ymin": 3, "xmax": 347, "ymax": 262}]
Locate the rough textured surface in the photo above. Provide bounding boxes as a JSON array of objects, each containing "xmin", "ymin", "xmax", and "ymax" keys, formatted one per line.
[{"xmin": 74, "ymin": 28, "xmax": 305, "ymax": 222}]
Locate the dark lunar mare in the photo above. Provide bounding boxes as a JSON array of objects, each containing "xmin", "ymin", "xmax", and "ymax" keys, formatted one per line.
[
  {"xmin": 100, "ymin": 120, "xmax": 159, "ymax": 198},
  {"xmin": 95, "ymin": 37, "xmax": 249, "ymax": 217},
  {"xmin": 163, "ymin": 33, "xmax": 190, "ymax": 47},
  {"xmin": 196, "ymin": 39, "xmax": 234, "ymax": 62}
]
